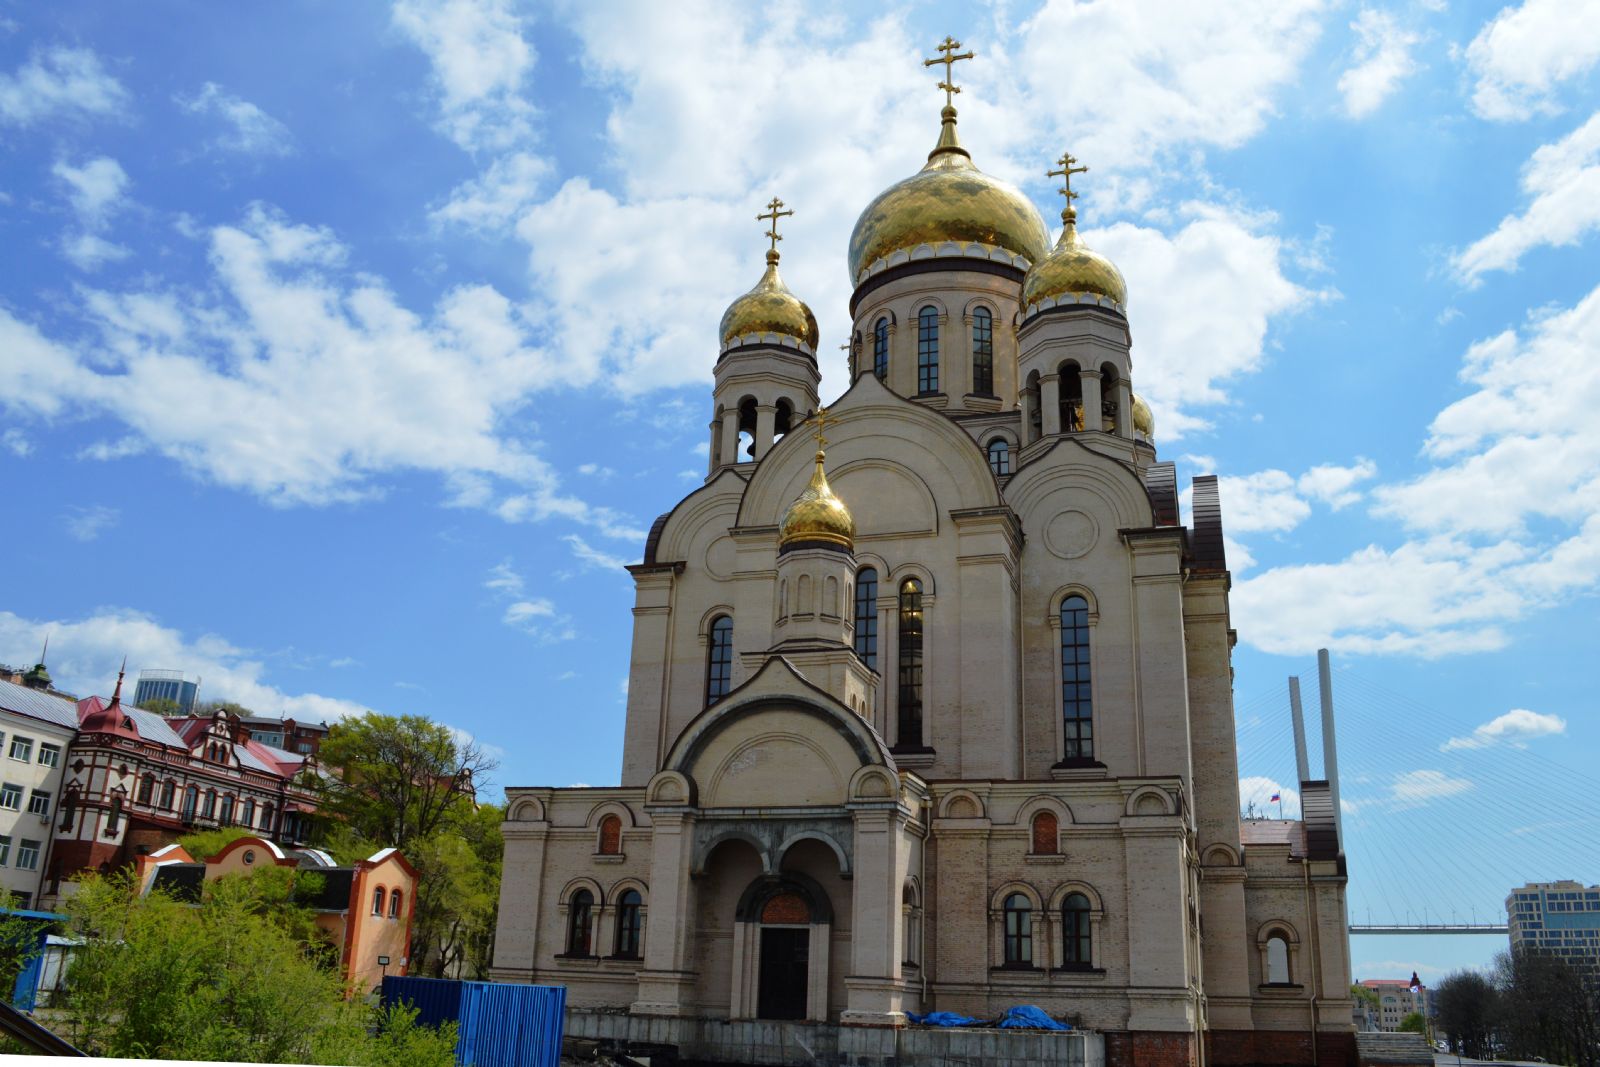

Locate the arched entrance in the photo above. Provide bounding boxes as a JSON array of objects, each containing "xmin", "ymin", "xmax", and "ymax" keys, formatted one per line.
[{"xmin": 732, "ymin": 871, "xmax": 833, "ymax": 1021}]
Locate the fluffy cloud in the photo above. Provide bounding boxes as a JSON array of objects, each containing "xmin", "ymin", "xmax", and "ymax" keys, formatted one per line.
[
  {"xmin": 1239, "ymin": 775, "xmax": 1301, "ymax": 818},
  {"xmin": 483, "ymin": 561, "xmax": 574, "ymax": 641},
  {"xmin": 1464, "ymin": 0, "xmax": 1600, "ymax": 121},
  {"xmin": 0, "ymin": 46, "xmax": 127, "ymax": 126},
  {"xmin": 1452, "ymin": 111, "xmax": 1600, "ymax": 282},
  {"xmin": 392, "ymin": 0, "xmax": 536, "ymax": 152},
  {"xmin": 1336, "ymin": 8, "xmax": 1423, "ymax": 119},
  {"xmin": 0, "ymin": 204, "xmax": 641, "ymax": 539},
  {"xmin": 431, "ymin": 151, "xmax": 550, "ymax": 229},
  {"xmin": 1442, "ymin": 708, "xmax": 1567, "ymax": 751},
  {"xmin": 176, "ymin": 82, "xmax": 294, "ymax": 155},
  {"xmin": 1390, "ymin": 769, "xmax": 1473, "ymax": 805},
  {"xmin": 1299, "ymin": 459, "xmax": 1378, "ymax": 509},
  {"xmin": 0, "ymin": 609, "xmax": 370, "ymax": 724},
  {"xmin": 53, "ymin": 156, "xmax": 129, "ymax": 223},
  {"xmin": 61, "ymin": 505, "xmax": 120, "ymax": 543}
]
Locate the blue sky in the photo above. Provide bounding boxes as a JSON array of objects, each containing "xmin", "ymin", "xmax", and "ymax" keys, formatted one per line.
[{"xmin": 3, "ymin": 1, "xmax": 1599, "ymax": 983}]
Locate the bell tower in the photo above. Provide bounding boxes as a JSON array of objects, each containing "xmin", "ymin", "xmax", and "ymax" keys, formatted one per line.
[{"xmin": 709, "ymin": 198, "xmax": 821, "ymax": 474}]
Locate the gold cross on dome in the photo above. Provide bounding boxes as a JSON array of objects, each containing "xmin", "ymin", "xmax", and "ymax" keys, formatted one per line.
[
  {"xmin": 1048, "ymin": 151, "xmax": 1089, "ymax": 204},
  {"xmin": 757, "ymin": 197, "xmax": 793, "ymax": 253},
  {"xmin": 813, "ymin": 405, "xmax": 836, "ymax": 451},
  {"xmin": 924, "ymin": 36, "xmax": 975, "ymax": 108}
]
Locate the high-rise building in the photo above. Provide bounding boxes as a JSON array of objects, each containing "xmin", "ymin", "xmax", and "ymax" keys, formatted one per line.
[
  {"xmin": 132, "ymin": 669, "xmax": 199, "ymax": 714},
  {"xmin": 1507, "ymin": 881, "xmax": 1600, "ymax": 972},
  {"xmin": 1358, "ymin": 978, "xmax": 1429, "ymax": 1032}
]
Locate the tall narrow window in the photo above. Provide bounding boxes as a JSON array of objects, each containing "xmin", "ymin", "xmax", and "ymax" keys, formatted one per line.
[
  {"xmin": 105, "ymin": 795, "xmax": 123, "ymax": 836},
  {"xmin": 705, "ymin": 615, "xmax": 734, "ymax": 705},
  {"xmin": 972, "ymin": 307, "xmax": 993, "ymax": 395},
  {"xmin": 987, "ymin": 438, "xmax": 1011, "ymax": 476},
  {"xmin": 897, "ymin": 579, "xmax": 924, "ymax": 746},
  {"xmin": 136, "ymin": 776, "xmax": 154, "ymax": 805},
  {"xmin": 854, "ymin": 568, "xmax": 878, "ymax": 670},
  {"xmin": 1266, "ymin": 935, "xmax": 1290, "ymax": 983},
  {"xmin": 568, "ymin": 889, "xmax": 595, "ymax": 956},
  {"xmin": 58, "ymin": 791, "xmax": 76, "ymax": 832},
  {"xmin": 615, "ymin": 889, "xmax": 643, "ymax": 958},
  {"xmin": 372, "ymin": 885, "xmax": 386, "ymax": 915},
  {"xmin": 1031, "ymin": 811, "xmax": 1058, "ymax": 855},
  {"xmin": 873, "ymin": 317, "xmax": 889, "ymax": 381},
  {"xmin": 916, "ymin": 306, "xmax": 939, "ymax": 394},
  {"xmin": 159, "ymin": 780, "xmax": 175, "ymax": 810},
  {"xmin": 1063, "ymin": 893, "xmax": 1092, "ymax": 965},
  {"xmin": 390, "ymin": 888, "xmax": 403, "ymax": 919},
  {"xmin": 1003, "ymin": 893, "xmax": 1032, "ymax": 965},
  {"xmin": 1061, "ymin": 595, "xmax": 1093, "ymax": 760},
  {"xmin": 598, "ymin": 814, "xmax": 622, "ymax": 855},
  {"xmin": 182, "ymin": 786, "xmax": 198, "ymax": 821}
]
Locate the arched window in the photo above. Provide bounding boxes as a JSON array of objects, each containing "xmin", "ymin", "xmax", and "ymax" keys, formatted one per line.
[
  {"xmin": 873, "ymin": 317, "xmax": 889, "ymax": 381},
  {"xmin": 1060, "ymin": 361, "xmax": 1084, "ymax": 431},
  {"xmin": 136, "ymin": 776, "xmax": 154, "ymax": 805},
  {"xmin": 972, "ymin": 307, "xmax": 993, "ymax": 395},
  {"xmin": 105, "ymin": 794, "xmax": 123, "ymax": 835},
  {"xmin": 916, "ymin": 306, "xmax": 939, "ymax": 394},
  {"xmin": 58, "ymin": 790, "xmax": 76, "ymax": 832},
  {"xmin": 390, "ymin": 888, "xmax": 403, "ymax": 919},
  {"xmin": 568, "ymin": 888, "xmax": 595, "ymax": 956},
  {"xmin": 1100, "ymin": 362, "xmax": 1119, "ymax": 433},
  {"xmin": 372, "ymin": 885, "xmax": 386, "ymax": 916},
  {"xmin": 242, "ymin": 799, "xmax": 256, "ymax": 827},
  {"xmin": 261, "ymin": 803, "xmax": 274, "ymax": 830},
  {"xmin": 1031, "ymin": 811, "xmax": 1058, "ymax": 855},
  {"xmin": 1063, "ymin": 892, "xmax": 1092, "ymax": 965},
  {"xmin": 902, "ymin": 882, "xmax": 921, "ymax": 967},
  {"xmin": 1061, "ymin": 595, "xmax": 1093, "ymax": 760},
  {"xmin": 1266, "ymin": 933, "xmax": 1291, "ymax": 983},
  {"xmin": 705, "ymin": 615, "xmax": 734, "ymax": 706},
  {"xmin": 987, "ymin": 438, "xmax": 1011, "ymax": 476},
  {"xmin": 1003, "ymin": 893, "xmax": 1032, "ymax": 965},
  {"xmin": 202, "ymin": 790, "xmax": 217, "ymax": 818},
  {"xmin": 615, "ymin": 889, "xmax": 643, "ymax": 959},
  {"xmin": 854, "ymin": 567, "xmax": 878, "ymax": 669},
  {"xmin": 896, "ymin": 579, "xmax": 925, "ymax": 747},
  {"xmin": 181, "ymin": 786, "xmax": 198, "ymax": 821},
  {"xmin": 598, "ymin": 814, "xmax": 622, "ymax": 855},
  {"xmin": 220, "ymin": 795, "xmax": 235, "ymax": 824}
]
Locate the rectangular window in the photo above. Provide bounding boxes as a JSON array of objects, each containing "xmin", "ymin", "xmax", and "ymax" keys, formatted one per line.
[
  {"xmin": 8, "ymin": 737, "xmax": 32, "ymax": 762},
  {"xmin": 16, "ymin": 839, "xmax": 40, "ymax": 870},
  {"xmin": 853, "ymin": 568, "xmax": 879, "ymax": 670},
  {"xmin": 916, "ymin": 307, "xmax": 939, "ymax": 394},
  {"xmin": 203, "ymin": 792, "xmax": 216, "ymax": 818},
  {"xmin": 0, "ymin": 783, "xmax": 21, "ymax": 811},
  {"xmin": 1061, "ymin": 596, "xmax": 1094, "ymax": 760},
  {"xmin": 896, "ymin": 579, "xmax": 924, "ymax": 747},
  {"xmin": 971, "ymin": 308, "xmax": 993, "ymax": 395},
  {"xmin": 0, "ymin": 836, "xmax": 10, "ymax": 865},
  {"xmin": 26, "ymin": 790, "xmax": 50, "ymax": 817},
  {"xmin": 37, "ymin": 744, "xmax": 60, "ymax": 768}
]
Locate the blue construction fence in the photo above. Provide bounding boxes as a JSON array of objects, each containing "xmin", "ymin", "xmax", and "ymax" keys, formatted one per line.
[{"xmin": 381, "ymin": 976, "xmax": 566, "ymax": 1067}]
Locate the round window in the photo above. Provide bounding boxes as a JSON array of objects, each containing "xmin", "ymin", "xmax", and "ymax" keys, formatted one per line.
[{"xmin": 243, "ymin": 849, "xmax": 255, "ymax": 865}]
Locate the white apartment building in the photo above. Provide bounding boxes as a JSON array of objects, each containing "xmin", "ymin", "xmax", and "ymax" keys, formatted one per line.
[{"xmin": 0, "ymin": 680, "xmax": 78, "ymax": 908}]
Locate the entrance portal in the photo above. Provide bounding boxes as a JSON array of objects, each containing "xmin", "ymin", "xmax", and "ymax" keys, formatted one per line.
[{"xmin": 757, "ymin": 927, "xmax": 810, "ymax": 1020}]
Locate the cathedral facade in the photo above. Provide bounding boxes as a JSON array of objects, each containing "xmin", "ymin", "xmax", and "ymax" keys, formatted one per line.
[{"xmin": 493, "ymin": 45, "xmax": 1353, "ymax": 1067}]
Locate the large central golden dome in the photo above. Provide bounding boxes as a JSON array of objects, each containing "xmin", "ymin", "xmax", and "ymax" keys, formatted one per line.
[{"xmin": 847, "ymin": 107, "xmax": 1049, "ymax": 285}]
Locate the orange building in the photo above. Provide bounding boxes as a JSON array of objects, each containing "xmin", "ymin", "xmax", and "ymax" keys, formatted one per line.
[{"xmin": 135, "ymin": 835, "xmax": 416, "ymax": 991}]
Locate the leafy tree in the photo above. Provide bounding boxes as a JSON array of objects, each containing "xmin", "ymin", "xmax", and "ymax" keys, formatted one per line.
[
  {"xmin": 1496, "ymin": 948, "xmax": 1598, "ymax": 1067},
  {"xmin": 1398, "ymin": 1011, "xmax": 1428, "ymax": 1035},
  {"xmin": 176, "ymin": 824, "xmax": 257, "ymax": 861},
  {"xmin": 54, "ymin": 869, "xmax": 455, "ymax": 1064},
  {"xmin": 1350, "ymin": 983, "xmax": 1379, "ymax": 1009},
  {"xmin": 409, "ymin": 801, "xmax": 504, "ymax": 978},
  {"xmin": 1434, "ymin": 969, "xmax": 1501, "ymax": 1059},
  {"xmin": 139, "ymin": 696, "xmax": 183, "ymax": 716}
]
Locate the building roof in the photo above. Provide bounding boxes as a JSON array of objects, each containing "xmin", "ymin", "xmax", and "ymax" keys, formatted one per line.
[
  {"xmin": 0, "ymin": 677, "xmax": 83, "ymax": 732},
  {"xmin": 149, "ymin": 863, "xmax": 206, "ymax": 903},
  {"xmin": 295, "ymin": 866, "xmax": 354, "ymax": 912},
  {"xmin": 1239, "ymin": 818, "xmax": 1306, "ymax": 854}
]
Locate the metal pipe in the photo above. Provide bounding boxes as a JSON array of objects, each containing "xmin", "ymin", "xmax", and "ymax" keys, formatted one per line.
[
  {"xmin": 1289, "ymin": 676, "xmax": 1310, "ymax": 784},
  {"xmin": 1316, "ymin": 649, "xmax": 1343, "ymax": 850}
]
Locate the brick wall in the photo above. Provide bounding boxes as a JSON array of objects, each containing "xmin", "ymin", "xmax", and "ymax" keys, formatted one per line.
[
  {"xmin": 1106, "ymin": 1030, "xmax": 1197, "ymax": 1067},
  {"xmin": 1207, "ymin": 1029, "xmax": 1357, "ymax": 1067}
]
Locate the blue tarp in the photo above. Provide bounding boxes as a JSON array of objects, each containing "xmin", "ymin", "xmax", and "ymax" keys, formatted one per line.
[{"xmin": 907, "ymin": 1005, "xmax": 1071, "ymax": 1030}]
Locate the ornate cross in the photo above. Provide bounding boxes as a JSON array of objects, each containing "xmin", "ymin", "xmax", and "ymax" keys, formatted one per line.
[
  {"xmin": 813, "ymin": 405, "xmax": 836, "ymax": 451},
  {"xmin": 924, "ymin": 36, "xmax": 975, "ymax": 108},
  {"xmin": 757, "ymin": 197, "xmax": 793, "ymax": 253},
  {"xmin": 1048, "ymin": 152, "xmax": 1089, "ymax": 205}
]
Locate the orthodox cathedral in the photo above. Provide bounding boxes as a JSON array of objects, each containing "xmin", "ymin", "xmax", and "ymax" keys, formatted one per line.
[{"xmin": 494, "ymin": 40, "xmax": 1354, "ymax": 1067}]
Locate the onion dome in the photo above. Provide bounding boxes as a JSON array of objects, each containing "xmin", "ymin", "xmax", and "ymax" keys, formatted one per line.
[
  {"xmin": 720, "ymin": 249, "xmax": 820, "ymax": 350},
  {"xmin": 1022, "ymin": 203, "xmax": 1127, "ymax": 312},
  {"xmin": 779, "ymin": 448, "xmax": 854, "ymax": 551},
  {"xmin": 21, "ymin": 661, "xmax": 51, "ymax": 690},
  {"xmin": 847, "ymin": 106, "xmax": 1049, "ymax": 285},
  {"xmin": 1131, "ymin": 392, "xmax": 1154, "ymax": 440}
]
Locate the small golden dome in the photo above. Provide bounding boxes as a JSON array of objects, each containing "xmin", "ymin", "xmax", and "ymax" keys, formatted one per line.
[
  {"xmin": 1131, "ymin": 392, "xmax": 1154, "ymax": 439},
  {"xmin": 1022, "ymin": 206, "xmax": 1127, "ymax": 310},
  {"xmin": 779, "ymin": 449, "xmax": 855, "ymax": 550},
  {"xmin": 847, "ymin": 107, "xmax": 1049, "ymax": 284},
  {"xmin": 720, "ymin": 250, "xmax": 820, "ymax": 350}
]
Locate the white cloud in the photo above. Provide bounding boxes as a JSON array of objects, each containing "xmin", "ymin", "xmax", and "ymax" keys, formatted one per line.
[
  {"xmin": 0, "ymin": 46, "xmax": 127, "ymax": 126},
  {"xmin": 563, "ymin": 534, "xmax": 630, "ymax": 573},
  {"xmin": 431, "ymin": 151, "xmax": 549, "ymax": 230},
  {"xmin": 483, "ymin": 560, "xmax": 524, "ymax": 595},
  {"xmin": 1452, "ymin": 111, "xmax": 1600, "ymax": 282},
  {"xmin": 484, "ymin": 561, "xmax": 574, "ymax": 642},
  {"xmin": 1, "ymin": 429, "xmax": 31, "ymax": 457},
  {"xmin": 53, "ymin": 157, "xmax": 129, "ymax": 224},
  {"xmin": 392, "ymin": 0, "xmax": 536, "ymax": 152},
  {"xmin": 0, "ymin": 609, "xmax": 370, "ymax": 724},
  {"xmin": 77, "ymin": 436, "xmax": 148, "ymax": 461},
  {"xmin": 1442, "ymin": 708, "xmax": 1567, "ymax": 751},
  {"xmin": 176, "ymin": 82, "xmax": 294, "ymax": 155},
  {"xmin": 61, "ymin": 504, "xmax": 120, "ymax": 543},
  {"xmin": 59, "ymin": 233, "xmax": 131, "ymax": 272},
  {"xmin": 1464, "ymin": 0, "xmax": 1600, "ymax": 121},
  {"xmin": 1390, "ymin": 769, "xmax": 1473, "ymax": 805},
  {"xmin": 1337, "ymin": 8, "xmax": 1423, "ymax": 118},
  {"xmin": 1298, "ymin": 458, "xmax": 1377, "ymax": 509},
  {"xmin": 1239, "ymin": 775, "xmax": 1301, "ymax": 818}
]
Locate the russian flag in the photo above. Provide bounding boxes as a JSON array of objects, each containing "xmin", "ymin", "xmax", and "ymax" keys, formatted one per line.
[{"xmin": 1269, "ymin": 792, "xmax": 1281, "ymax": 803}]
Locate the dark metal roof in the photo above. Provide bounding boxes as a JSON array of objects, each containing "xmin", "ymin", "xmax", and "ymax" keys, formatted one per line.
[
  {"xmin": 1142, "ymin": 462, "xmax": 1179, "ymax": 526},
  {"xmin": 149, "ymin": 863, "xmax": 206, "ymax": 903},
  {"xmin": 642, "ymin": 511, "xmax": 671, "ymax": 566},
  {"xmin": 294, "ymin": 866, "xmax": 354, "ymax": 912},
  {"xmin": 1300, "ymin": 780, "xmax": 1341, "ymax": 860},
  {"xmin": 1189, "ymin": 474, "xmax": 1228, "ymax": 572},
  {"xmin": 0, "ymin": 679, "xmax": 81, "ymax": 731}
]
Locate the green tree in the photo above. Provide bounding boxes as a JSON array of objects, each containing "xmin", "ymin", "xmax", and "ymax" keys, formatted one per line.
[
  {"xmin": 1496, "ymin": 948, "xmax": 1599, "ymax": 1067},
  {"xmin": 139, "ymin": 696, "xmax": 183, "ymax": 716},
  {"xmin": 176, "ymin": 824, "xmax": 257, "ymax": 860},
  {"xmin": 1398, "ymin": 1011, "xmax": 1428, "ymax": 1035},
  {"xmin": 55, "ymin": 869, "xmax": 456, "ymax": 1064}
]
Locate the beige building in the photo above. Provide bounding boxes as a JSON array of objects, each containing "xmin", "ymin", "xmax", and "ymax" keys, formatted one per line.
[{"xmin": 493, "ymin": 45, "xmax": 1354, "ymax": 1067}]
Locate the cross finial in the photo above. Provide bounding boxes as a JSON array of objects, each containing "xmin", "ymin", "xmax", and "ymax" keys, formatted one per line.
[
  {"xmin": 924, "ymin": 36, "xmax": 975, "ymax": 108},
  {"xmin": 813, "ymin": 405, "xmax": 836, "ymax": 452},
  {"xmin": 756, "ymin": 197, "xmax": 794, "ymax": 256},
  {"xmin": 1047, "ymin": 151, "xmax": 1089, "ymax": 209}
]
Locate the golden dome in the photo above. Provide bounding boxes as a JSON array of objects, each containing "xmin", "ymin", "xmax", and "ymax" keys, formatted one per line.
[
  {"xmin": 1131, "ymin": 392, "xmax": 1154, "ymax": 439},
  {"xmin": 779, "ymin": 449, "xmax": 855, "ymax": 550},
  {"xmin": 1022, "ymin": 206, "xmax": 1127, "ymax": 310},
  {"xmin": 720, "ymin": 250, "xmax": 820, "ymax": 350},
  {"xmin": 847, "ymin": 107, "xmax": 1049, "ymax": 284}
]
